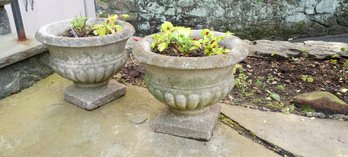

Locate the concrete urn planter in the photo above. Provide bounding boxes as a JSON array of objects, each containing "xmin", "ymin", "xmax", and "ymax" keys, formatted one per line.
[
  {"xmin": 133, "ymin": 30, "xmax": 248, "ymax": 140},
  {"xmin": 36, "ymin": 19, "xmax": 135, "ymax": 110}
]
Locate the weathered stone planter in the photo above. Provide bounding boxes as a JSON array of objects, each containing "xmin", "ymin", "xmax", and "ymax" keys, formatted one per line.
[
  {"xmin": 133, "ymin": 30, "xmax": 248, "ymax": 140},
  {"xmin": 36, "ymin": 19, "xmax": 135, "ymax": 110}
]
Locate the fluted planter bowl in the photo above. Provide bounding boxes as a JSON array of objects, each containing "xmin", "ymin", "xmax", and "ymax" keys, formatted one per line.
[
  {"xmin": 35, "ymin": 19, "xmax": 135, "ymax": 87},
  {"xmin": 133, "ymin": 30, "xmax": 248, "ymax": 115}
]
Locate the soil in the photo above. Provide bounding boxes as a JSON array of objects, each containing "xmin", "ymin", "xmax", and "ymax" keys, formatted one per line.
[
  {"xmin": 113, "ymin": 55, "xmax": 145, "ymax": 87},
  {"xmin": 114, "ymin": 54, "xmax": 348, "ymax": 116},
  {"xmin": 152, "ymin": 43, "xmax": 205, "ymax": 57},
  {"xmin": 63, "ymin": 28, "xmax": 96, "ymax": 38},
  {"xmin": 227, "ymin": 56, "xmax": 347, "ymax": 113}
]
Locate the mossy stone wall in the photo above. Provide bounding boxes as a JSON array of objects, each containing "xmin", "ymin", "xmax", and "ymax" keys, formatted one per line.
[{"xmin": 97, "ymin": 0, "xmax": 348, "ymax": 39}]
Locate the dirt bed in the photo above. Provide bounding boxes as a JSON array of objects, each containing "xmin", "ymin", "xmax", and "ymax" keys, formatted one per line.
[{"xmin": 227, "ymin": 56, "xmax": 347, "ymax": 114}]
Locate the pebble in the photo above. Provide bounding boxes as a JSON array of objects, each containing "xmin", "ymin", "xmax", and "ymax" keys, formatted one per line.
[
  {"xmin": 303, "ymin": 112, "xmax": 348, "ymax": 121},
  {"xmin": 129, "ymin": 112, "xmax": 150, "ymax": 124},
  {"xmin": 271, "ymin": 81, "xmax": 277, "ymax": 84},
  {"xmin": 332, "ymin": 114, "xmax": 348, "ymax": 121},
  {"xmin": 340, "ymin": 88, "xmax": 348, "ymax": 93},
  {"xmin": 260, "ymin": 107, "xmax": 271, "ymax": 112},
  {"xmin": 305, "ymin": 112, "xmax": 326, "ymax": 118}
]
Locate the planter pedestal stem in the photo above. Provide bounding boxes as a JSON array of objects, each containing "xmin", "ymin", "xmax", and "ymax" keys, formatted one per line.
[
  {"xmin": 64, "ymin": 80, "xmax": 126, "ymax": 110},
  {"xmin": 153, "ymin": 104, "xmax": 221, "ymax": 141}
]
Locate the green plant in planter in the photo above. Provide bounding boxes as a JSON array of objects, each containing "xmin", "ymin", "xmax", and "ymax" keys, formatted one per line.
[
  {"xmin": 70, "ymin": 16, "xmax": 89, "ymax": 37},
  {"xmin": 68, "ymin": 14, "xmax": 128, "ymax": 37},
  {"xmin": 200, "ymin": 29, "xmax": 231, "ymax": 56},
  {"xmin": 132, "ymin": 20, "xmax": 248, "ymax": 140},
  {"xmin": 151, "ymin": 22, "xmax": 232, "ymax": 56},
  {"xmin": 151, "ymin": 22, "xmax": 172, "ymax": 51},
  {"xmin": 151, "ymin": 22, "xmax": 201, "ymax": 53},
  {"xmin": 36, "ymin": 14, "xmax": 135, "ymax": 111},
  {"xmin": 93, "ymin": 14, "xmax": 124, "ymax": 36}
]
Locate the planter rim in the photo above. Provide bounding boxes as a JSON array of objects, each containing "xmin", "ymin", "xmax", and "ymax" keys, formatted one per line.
[
  {"xmin": 133, "ymin": 30, "xmax": 249, "ymax": 69},
  {"xmin": 35, "ymin": 19, "xmax": 135, "ymax": 47}
]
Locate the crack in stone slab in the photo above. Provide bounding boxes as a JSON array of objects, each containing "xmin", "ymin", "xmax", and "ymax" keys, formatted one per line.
[{"xmin": 219, "ymin": 113, "xmax": 301, "ymax": 157}]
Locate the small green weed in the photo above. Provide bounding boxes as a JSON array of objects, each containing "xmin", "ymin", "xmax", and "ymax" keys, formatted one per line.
[
  {"xmin": 281, "ymin": 104, "xmax": 296, "ymax": 114},
  {"xmin": 276, "ymin": 84, "xmax": 285, "ymax": 91},
  {"xmin": 235, "ymin": 67, "xmax": 249, "ymax": 94},
  {"xmin": 265, "ymin": 102, "xmax": 284, "ymax": 111},
  {"xmin": 330, "ymin": 59, "xmax": 338, "ymax": 65},
  {"xmin": 301, "ymin": 75, "xmax": 314, "ymax": 83},
  {"xmin": 344, "ymin": 59, "xmax": 348, "ymax": 69},
  {"xmin": 267, "ymin": 75, "xmax": 277, "ymax": 84},
  {"xmin": 300, "ymin": 105, "xmax": 315, "ymax": 113},
  {"xmin": 255, "ymin": 79, "xmax": 267, "ymax": 89},
  {"xmin": 270, "ymin": 92, "xmax": 281, "ymax": 101}
]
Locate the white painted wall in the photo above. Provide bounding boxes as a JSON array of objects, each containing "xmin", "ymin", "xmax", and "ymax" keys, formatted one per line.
[{"xmin": 5, "ymin": 0, "xmax": 96, "ymax": 37}]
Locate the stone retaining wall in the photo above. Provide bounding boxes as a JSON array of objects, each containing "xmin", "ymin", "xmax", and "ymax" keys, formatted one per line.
[
  {"xmin": 97, "ymin": 0, "xmax": 348, "ymax": 39},
  {"xmin": 0, "ymin": 5, "xmax": 11, "ymax": 35},
  {"xmin": 0, "ymin": 52, "xmax": 52, "ymax": 99}
]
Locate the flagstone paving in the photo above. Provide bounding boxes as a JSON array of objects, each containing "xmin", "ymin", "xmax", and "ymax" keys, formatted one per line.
[
  {"xmin": 221, "ymin": 105, "xmax": 348, "ymax": 157},
  {"xmin": 0, "ymin": 74, "xmax": 279, "ymax": 157},
  {"xmin": 1, "ymin": 73, "xmax": 348, "ymax": 157}
]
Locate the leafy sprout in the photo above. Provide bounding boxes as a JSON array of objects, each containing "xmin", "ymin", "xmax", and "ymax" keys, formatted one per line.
[
  {"xmin": 70, "ymin": 16, "xmax": 88, "ymax": 37},
  {"xmin": 93, "ymin": 14, "xmax": 126, "ymax": 36}
]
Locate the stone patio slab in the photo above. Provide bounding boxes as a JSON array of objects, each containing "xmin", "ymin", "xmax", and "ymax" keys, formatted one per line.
[
  {"xmin": 64, "ymin": 81, "xmax": 126, "ymax": 110},
  {"xmin": 221, "ymin": 105, "xmax": 348, "ymax": 157},
  {"xmin": 153, "ymin": 104, "xmax": 221, "ymax": 141},
  {"xmin": 0, "ymin": 74, "xmax": 279, "ymax": 157}
]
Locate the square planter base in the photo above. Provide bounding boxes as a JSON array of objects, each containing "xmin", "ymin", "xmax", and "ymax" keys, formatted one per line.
[
  {"xmin": 64, "ymin": 81, "xmax": 126, "ymax": 111},
  {"xmin": 153, "ymin": 104, "xmax": 221, "ymax": 141}
]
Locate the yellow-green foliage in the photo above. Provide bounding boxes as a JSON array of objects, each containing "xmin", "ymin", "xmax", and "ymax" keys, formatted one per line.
[
  {"xmin": 200, "ymin": 29, "xmax": 231, "ymax": 56},
  {"xmin": 151, "ymin": 22, "xmax": 201, "ymax": 53},
  {"xmin": 151, "ymin": 21, "xmax": 232, "ymax": 56},
  {"xmin": 69, "ymin": 14, "xmax": 128, "ymax": 37},
  {"xmin": 93, "ymin": 14, "xmax": 125, "ymax": 36},
  {"xmin": 301, "ymin": 75, "xmax": 314, "ymax": 83}
]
